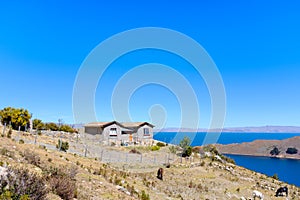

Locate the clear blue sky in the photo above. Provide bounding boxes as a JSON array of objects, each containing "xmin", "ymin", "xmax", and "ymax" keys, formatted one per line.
[{"xmin": 0, "ymin": 1, "xmax": 300, "ymax": 128}]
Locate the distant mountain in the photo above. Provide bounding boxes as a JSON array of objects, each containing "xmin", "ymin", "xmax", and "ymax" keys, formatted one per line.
[
  {"xmin": 216, "ymin": 136, "xmax": 300, "ymax": 159},
  {"xmin": 156, "ymin": 126, "xmax": 300, "ymax": 133}
]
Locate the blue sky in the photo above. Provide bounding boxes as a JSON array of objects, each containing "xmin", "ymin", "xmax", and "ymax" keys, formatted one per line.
[{"xmin": 0, "ymin": 1, "xmax": 300, "ymax": 128}]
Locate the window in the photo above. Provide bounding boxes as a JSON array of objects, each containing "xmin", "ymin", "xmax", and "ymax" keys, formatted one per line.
[
  {"xmin": 143, "ymin": 128, "xmax": 150, "ymax": 135},
  {"xmin": 109, "ymin": 128, "xmax": 117, "ymax": 136}
]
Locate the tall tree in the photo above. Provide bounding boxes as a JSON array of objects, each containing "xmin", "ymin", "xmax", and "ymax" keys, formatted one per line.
[{"xmin": 0, "ymin": 107, "xmax": 31, "ymax": 131}]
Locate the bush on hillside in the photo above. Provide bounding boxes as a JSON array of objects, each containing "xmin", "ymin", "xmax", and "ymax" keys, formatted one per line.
[
  {"xmin": 286, "ymin": 147, "xmax": 298, "ymax": 154},
  {"xmin": 22, "ymin": 149, "xmax": 41, "ymax": 167},
  {"xmin": 46, "ymin": 166, "xmax": 77, "ymax": 200},
  {"xmin": 129, "ymin": 148, "xmax": 141, "ymax": 154},
  {"xmin": 0, "ymin": 167, "xmax": 47, "ymax": 200},
  {"xmin": 156, "ymin": 142, "xmax": 166, "ymax": 147},
  {"xmin": 56, "ymin": 139, "xmax": 69, "ymax": 152},
  {"xmin": 270, "ymin": 147, "xmax": 280, "ymax": 156},
  {"xmin": 151, "ymin": 145, "xmax": 160, "ymax": 151},
  {"xmin": 182, "ymin": 146, "xmax": 192, "ymax": 157}
]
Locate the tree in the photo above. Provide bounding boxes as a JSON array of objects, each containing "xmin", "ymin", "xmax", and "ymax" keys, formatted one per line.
[
  {"xmin": 270, "ymin": 147, "xmax": 280, "ymax": 156},
  {"xmin": 0, "ymin": 107, "xmax": 31, "ymax": 131},
  {"xmin": 179, "ymin": 136, "xmax": 192, "ymax": 157},
  {"xmin": 33, "ymin": 119, "xmax": 44, "ymax": 130},
  {"xmin": 179, "ymin": 136, "xmax": 191, "ymax": 149},
  {"xmin": 59, "ymin": 124, "xmax": 76, "ymax": 133},
  {"xmin": 286, "ymin": 147, "xmax": 298, "ymax": 154},
  {"xmin": 45, "ymin": 123, "xmax": 59, "ymax": 131}
]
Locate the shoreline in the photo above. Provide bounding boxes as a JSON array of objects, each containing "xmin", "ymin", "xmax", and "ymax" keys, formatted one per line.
[{"xmin": 223, "ymin": 153, "xmax": 300, "ymax": 161}]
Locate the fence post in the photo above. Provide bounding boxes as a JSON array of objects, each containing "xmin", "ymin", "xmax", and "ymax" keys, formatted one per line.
[
  {"xmin": 84, "ymin": 145, "xmax": 87, "ymax": 157},
  {"xmin": 140, "ymin": 154, "xmax": 143, "ymax": 163},
  {"xmin": 2, "ymin": 123, "xmax": 6, "ymax": 136},
  {"xmin": 17, "ymin": 126, "xmax": 20, "ymax": 142},
  {"xmin": 100, "ymin": 150, "xmax": 104, "ymax": 161},
  {"xmin": 34, "ymin": 131, "xmax": 37, "ymax": 144}
]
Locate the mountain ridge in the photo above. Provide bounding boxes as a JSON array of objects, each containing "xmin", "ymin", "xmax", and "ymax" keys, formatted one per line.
[{"xmin": 155, "ymin": 125, "xmax": 300, "ymax": 133}]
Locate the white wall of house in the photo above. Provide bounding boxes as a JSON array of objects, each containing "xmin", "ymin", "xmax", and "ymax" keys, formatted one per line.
[
  {"xmin": 84, "ymin": 122, "xmax": 154, "ymax": 146},
  {"xmin": 135, "ymin": 124, "xmax": 153, "ymax": 145}
]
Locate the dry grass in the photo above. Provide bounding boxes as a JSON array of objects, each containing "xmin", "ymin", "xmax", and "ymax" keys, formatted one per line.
[{"xmin": 0, "ymin": 127, "xmax": 299, "ymax": 200}]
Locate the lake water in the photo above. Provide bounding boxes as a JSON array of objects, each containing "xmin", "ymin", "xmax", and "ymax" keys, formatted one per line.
[
  {"xmin": 153, "ymin": 132, "xmax": 300, "ymax": 186},
  {"xmin": 153, "ymin": 132, "xmax": 300, "ymax": 145},
  {"xmin": 225, "ymin": 154, "xmax": 300, "ymax": 187}
]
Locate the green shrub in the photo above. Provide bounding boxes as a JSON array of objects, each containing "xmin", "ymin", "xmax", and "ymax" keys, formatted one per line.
[
  {"xmin": 156, "ymin": 142, "xmax": 166, "ymax": 147},
  {"xmin": 19, "ymin": 139, "xmax": 25, "ymax": 144},
  {"xmin": 270, "ymin": 146, "xmax": 280, "ymax": 155},
  {"xmin": 151, "ymin": 145, "xmax": 160, "ymax": 151},
  {"xmin": 286, "ymin": 147, "xmax": 298, "ymax": 154},
  {"xmin": 271, "ymin": 173, "xmax": 279, "ymax": 180},
  {"xmin": 182, "ymin": 146, "xmax": 192, "ymax": 157},
  {"xmin": 140, "ymin": 190, "xmax": 150, "ymax": 200},
  {"xmin": 56, "ymin": 140, "xmax": 69, "ymax": 152}
]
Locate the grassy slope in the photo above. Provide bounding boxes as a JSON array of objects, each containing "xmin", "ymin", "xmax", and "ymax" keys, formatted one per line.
[{"xmin": 0, "ymin": 128, "xmax": 299, "ymax": 200}]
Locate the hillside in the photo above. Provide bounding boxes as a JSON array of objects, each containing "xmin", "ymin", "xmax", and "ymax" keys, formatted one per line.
[
  {"xmin": 0, "ymin": 127, "xmax": 299, "ymax": 199},
  {"xmin": 216, "ymin": 136, "xmax": 300, "ymax": 159}
]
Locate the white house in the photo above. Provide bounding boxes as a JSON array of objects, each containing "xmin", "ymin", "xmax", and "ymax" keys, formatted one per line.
[{"xmin": 84, "ymin": 121, "xmax": 154, "ymax": 146}]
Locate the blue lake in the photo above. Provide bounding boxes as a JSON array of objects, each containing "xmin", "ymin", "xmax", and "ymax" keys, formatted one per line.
[
  {"xmin": 154, "ymin": 132, "xmax": 300, "ymax": 186},
  {"xmin": 153, "ymin": 132, "xmax": 300, "ymax": 145},
  {"xmin": 225, "ymin": 154, "xmax": 300, "ymax": 187}
]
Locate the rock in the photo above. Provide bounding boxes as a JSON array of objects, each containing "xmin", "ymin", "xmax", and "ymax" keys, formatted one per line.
[{"xmin": 0, "ymin": 166, "xmax": 8, "ymax": 178}]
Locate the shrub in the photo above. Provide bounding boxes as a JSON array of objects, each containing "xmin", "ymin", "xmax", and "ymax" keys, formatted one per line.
[
  {"xmin": 169, "ymin": 145, "xmax": 177, "ymax": 154},
  {"xmin": 286, "ymin": 147, "xmax": 298, "ymax": 154},
  {"xmin": 19, "ymin": 139, "xmax": 25, "ymax": 144},
  {"xmin": 0, "ymin": 148, "xmax": 14, "ymax": 158},
  {"xmin": 151, "ymin": 145, "xmax": 160, "ymax": 151},
  {"xmin": 0, "ymin": 167, "xmax": 47, "ymax": 200},
  {"xmin": 182, "ymin": 146, "xmax": 192, "ymax": 157},
  {"xmin": 129, "ymin": 148, "xmax": 141, "ymax": 154},
  {"xmin": 56, "ymin": 140, "xmax": 69, "ymax": 152},
  {"xmin": 156, "ymin": 142, "xmax": 166, "ymax": 147},
  {"xmin": 200, "ymin": 161, "xmax": 205, "ymax": 166},
  {"xmin": 22, "ymin": 150, "xmax": 41, "ymax": 167},
  {"xmin": 7, "ymin": 129, "xmax": 12, "ymax": 138},
  {"xmin": 270, "ymin": 147, "xmax": 280, "ymax": 155},
  {"xmin": 140, "ymin": 190, "xmax": 150, "ymax": 200},
  {"xmin": 203, "ymin": 145, "xmax": 220, "ymax": 155},
  {"xmin": 179, "ymin": 136, "xmax": 191, "ymax": 149},
  {"xmin": 220, "ymin": 155, "xmax": 235, "ymax": 164},
  {"xmin": 271, "ymin": 173, "xmax": 279, "ymax": 180},
  {"xmin": 46, "ymin": 166, "xmax": 77, "ymax": 200},
  {"xmin": 48, "ymin": 175, "xmax": 76, "ymax": 200}
]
